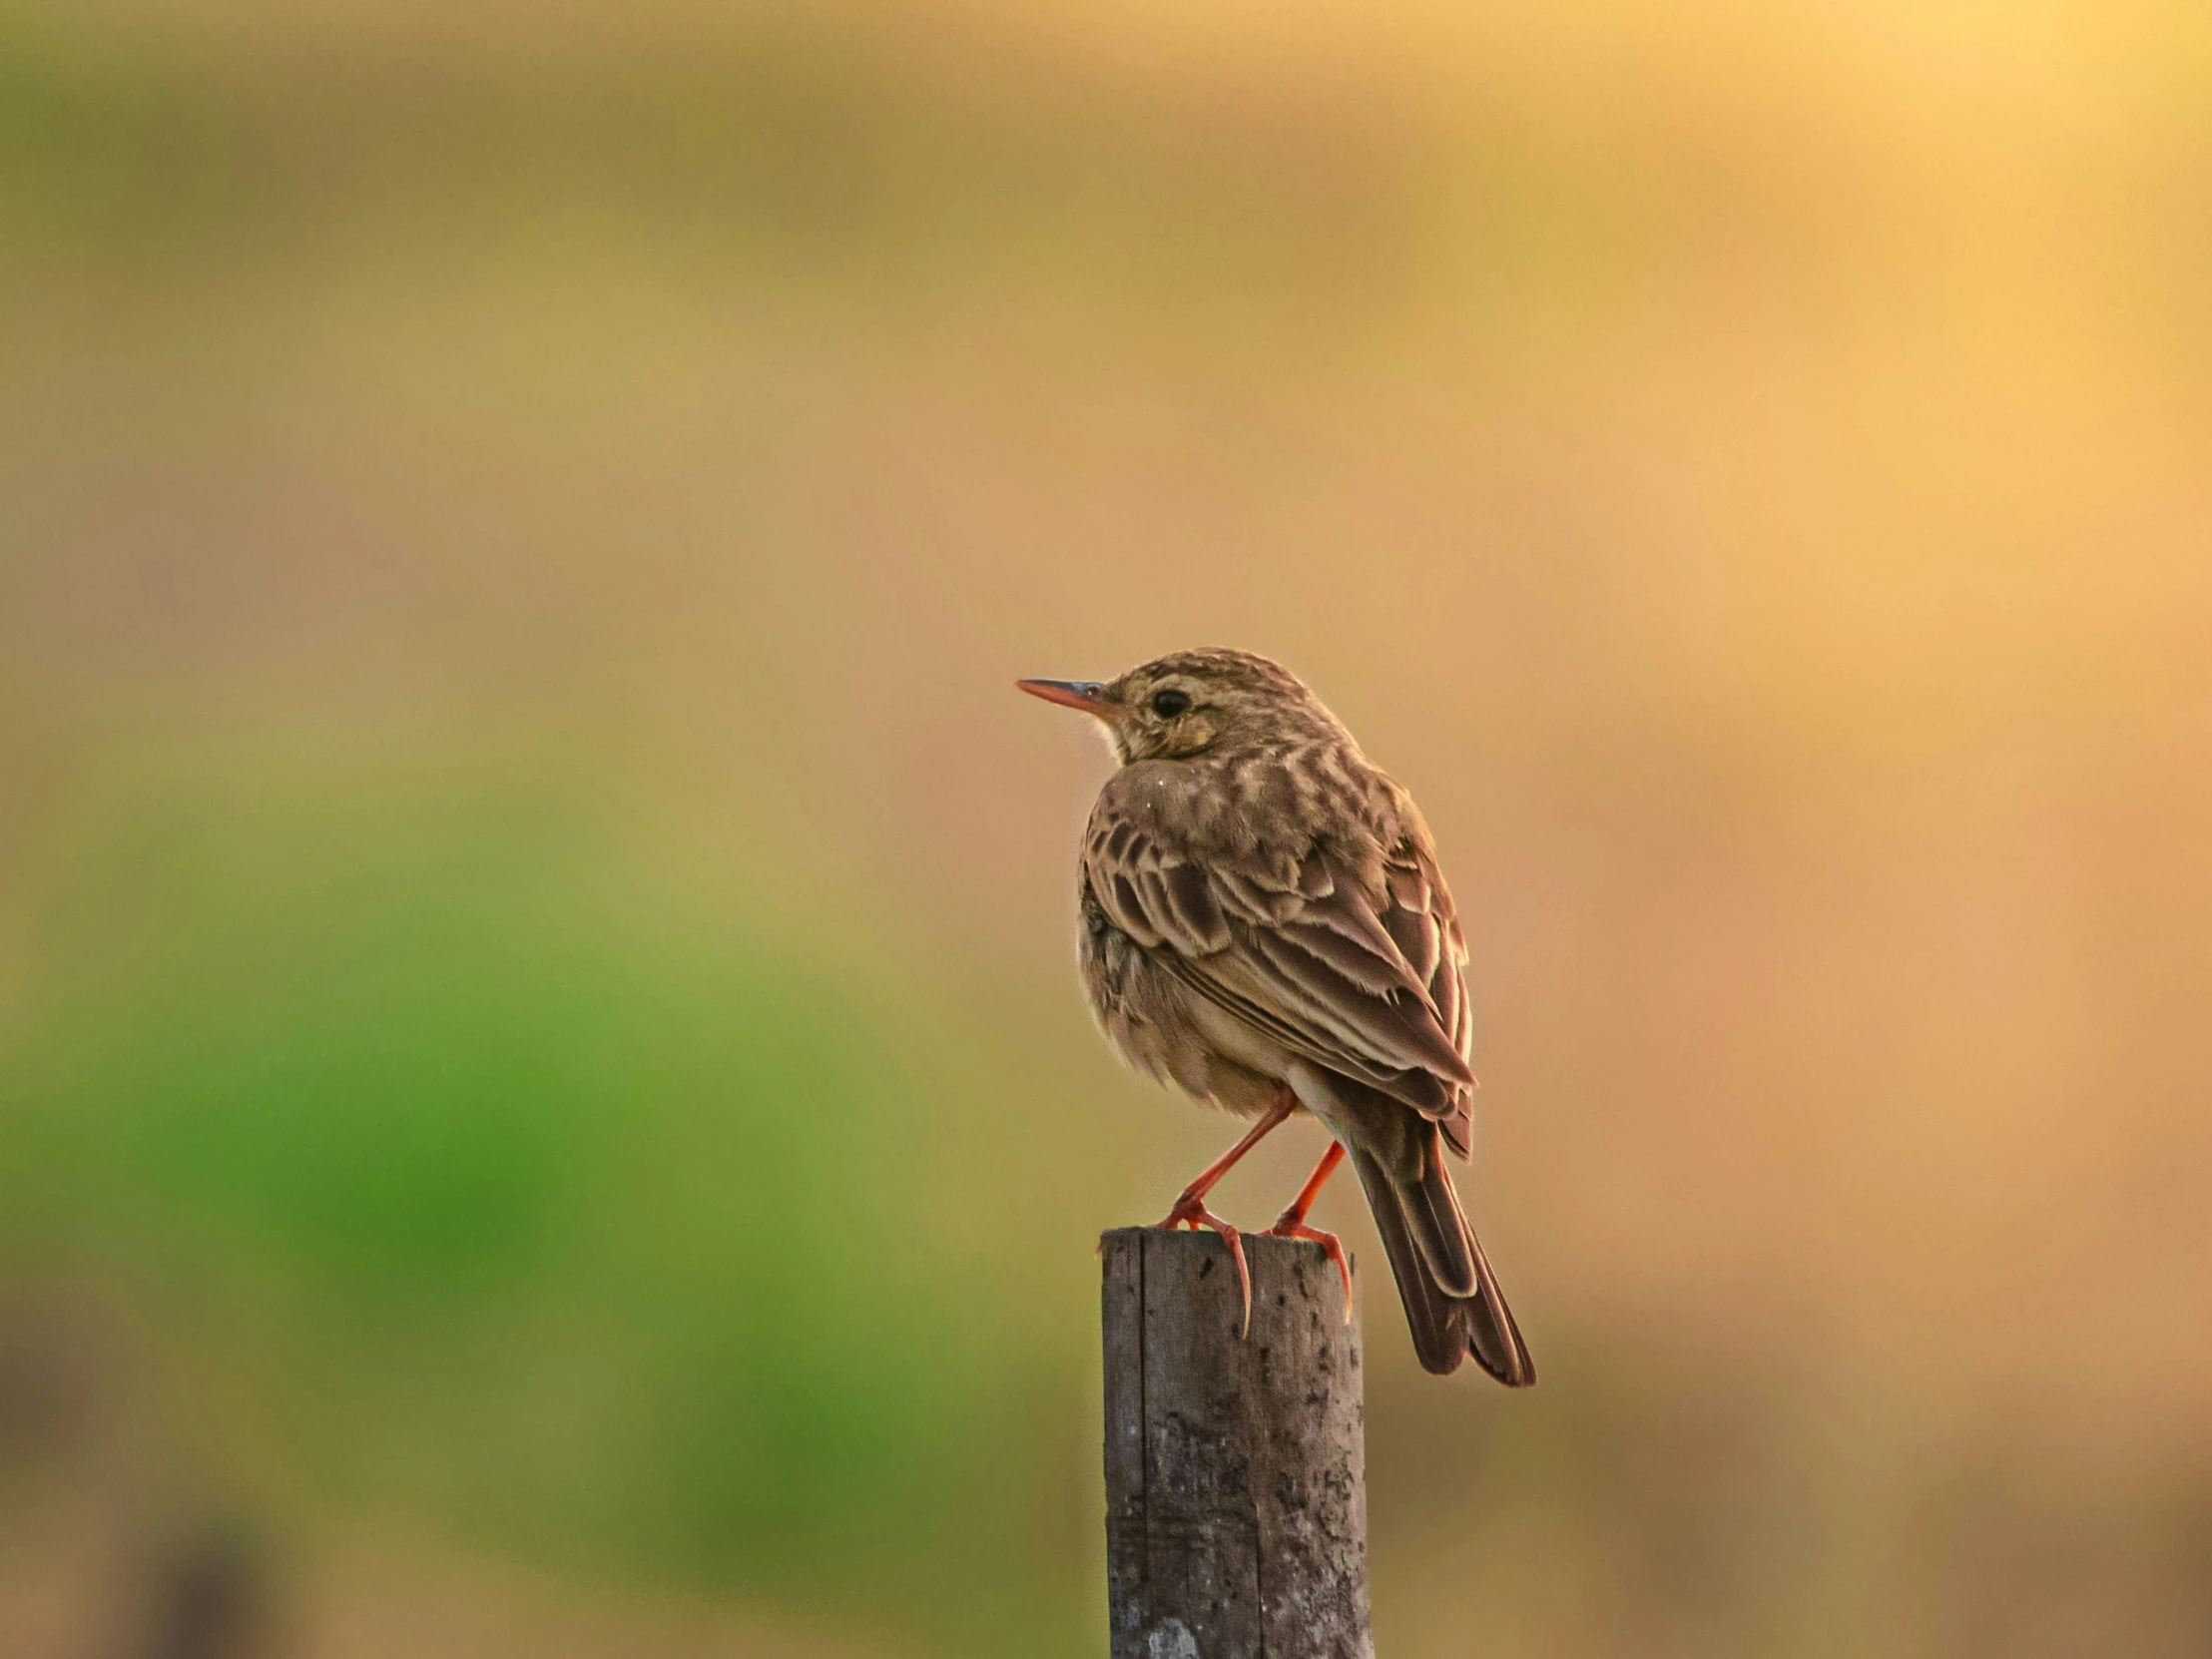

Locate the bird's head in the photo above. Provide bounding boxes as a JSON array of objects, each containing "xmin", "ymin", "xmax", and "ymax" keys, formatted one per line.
[{"xmin": 1017, "ymin": 648, "xmax": 1344, "ymax": 765}]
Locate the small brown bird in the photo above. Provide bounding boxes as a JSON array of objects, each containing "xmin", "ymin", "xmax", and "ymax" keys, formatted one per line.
[{"xmin": 1019, "ymin": 649, "xmax": 1533, "ymax": 1384}]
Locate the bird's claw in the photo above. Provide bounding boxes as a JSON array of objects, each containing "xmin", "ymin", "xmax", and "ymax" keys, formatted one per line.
[
  {"xmin": 1264, "ymin": 1214, "xmax": 1355, "ymax": 1323},
  {"xmin": 1157, "ymin": 1192, "xmax": 1253, "ymax": 1337}
]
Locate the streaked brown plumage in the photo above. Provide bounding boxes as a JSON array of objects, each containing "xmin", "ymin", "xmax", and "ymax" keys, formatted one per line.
[{"xmin": 1019, "ymin": 648, "xmax": 1534, "ymax": 1385}]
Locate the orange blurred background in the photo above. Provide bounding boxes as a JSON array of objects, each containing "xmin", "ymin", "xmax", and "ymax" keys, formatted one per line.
[{"xmin": 2, "ymin": 1, "xmax": 2209, "ymax": 1654}]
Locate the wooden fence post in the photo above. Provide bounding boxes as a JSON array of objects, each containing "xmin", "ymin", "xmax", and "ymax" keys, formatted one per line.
[{"xmin": 1101, "ymin": 1226, "xmax": 1374, "ymax": 1659}]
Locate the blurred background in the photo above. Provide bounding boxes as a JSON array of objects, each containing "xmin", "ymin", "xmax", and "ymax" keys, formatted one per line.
[{"xmin": 2, "ymin": 0, "xmax": 2209, "ymax": 1654}]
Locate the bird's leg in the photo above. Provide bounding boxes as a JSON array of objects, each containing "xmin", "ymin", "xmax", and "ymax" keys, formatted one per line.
[
  {"xmin": 1156, "ymin": 1089, "xmax": 1296, "ymax": 1336},
  {"xmin": 1268, "ymin": 1138, "xmax": 1345, "ymax": 1227},
  {"xmin": 1264, "ymin": 1140, "xmax": 1354, "ymax": 1321}
]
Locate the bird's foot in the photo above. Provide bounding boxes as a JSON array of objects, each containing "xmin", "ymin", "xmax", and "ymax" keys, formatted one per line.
[
  {"xmin": 1264, "ymin": 1214, "xmax": 1354, "ymax": 1323},
  {"xmin": 1156, "ymin": 1191, "xmax": 1253, "ymax": 1337}
]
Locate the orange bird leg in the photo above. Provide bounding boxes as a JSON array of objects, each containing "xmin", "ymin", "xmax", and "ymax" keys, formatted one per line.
[
  {"xmin": 1155, "ymin": 1089, "xmax": 1296, "ymax": 1336},
  {"xmin": 1265, "ymin": 1140, "xmax": 1354, "ymax": 1321}
]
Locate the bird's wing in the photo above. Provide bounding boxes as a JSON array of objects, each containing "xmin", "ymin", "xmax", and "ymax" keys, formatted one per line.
[
  {"xmin": 1376, "ymin": 834, "xmax": 1478, "ymax": 1155},
  {"xmin": 1082, "ymin": 765, "xmax": 1476, "ymax": 1132}
]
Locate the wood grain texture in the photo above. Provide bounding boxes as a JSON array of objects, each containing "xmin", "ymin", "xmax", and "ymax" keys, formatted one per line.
[{"xmin": 1101, "ymin": 1227, "xmax": 1373, "ymax": 1659}]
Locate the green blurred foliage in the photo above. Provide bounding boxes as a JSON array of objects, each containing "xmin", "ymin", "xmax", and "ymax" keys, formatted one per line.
[{"xmin": 0, "ymin": 747, "xmax": 1098, "ymax": 1652}]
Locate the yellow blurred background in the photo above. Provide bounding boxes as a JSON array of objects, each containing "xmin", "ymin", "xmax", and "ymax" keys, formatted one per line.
[{"xmin": 2, "ymin": 0, "xmax": 2209, "ymax": 1653}]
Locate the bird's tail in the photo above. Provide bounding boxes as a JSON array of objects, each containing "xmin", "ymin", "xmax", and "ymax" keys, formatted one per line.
[{"xmin": 1348, "ymin": 1131, "xmax": 1534, "ymax": 1385}]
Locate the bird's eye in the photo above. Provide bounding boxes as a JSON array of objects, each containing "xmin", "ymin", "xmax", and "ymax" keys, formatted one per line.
[{"xmin": 1151, "ymin": 689, "xmax": 1191, "ymax": 719}]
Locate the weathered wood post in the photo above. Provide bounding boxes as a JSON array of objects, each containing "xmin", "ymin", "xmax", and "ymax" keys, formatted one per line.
[{"xmin": 1101, "ymin": 1226, "xmax": 1373, "ymax": 1659}]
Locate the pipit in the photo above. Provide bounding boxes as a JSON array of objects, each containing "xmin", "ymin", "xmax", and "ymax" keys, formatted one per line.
[{"xmin": 1019, "ymin": 648, "xmax": 1533, "ymax": 1384}]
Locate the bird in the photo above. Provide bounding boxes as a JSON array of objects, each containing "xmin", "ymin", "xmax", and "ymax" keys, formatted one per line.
[{"xmin": 1018, "ymin": 648, "xmax": 1533, "ymax": 1385}]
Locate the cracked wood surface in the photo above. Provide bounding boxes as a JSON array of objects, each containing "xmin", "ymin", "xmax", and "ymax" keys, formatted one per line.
[{"xmin": 1102, "ymin": 1227, "xmax": 1373, "ymax": 1659}]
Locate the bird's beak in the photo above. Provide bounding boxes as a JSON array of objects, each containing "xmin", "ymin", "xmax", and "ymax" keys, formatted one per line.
[{"xmin": 1015, "ymin": 679, "xmax": 1116, "ymax": 720}]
